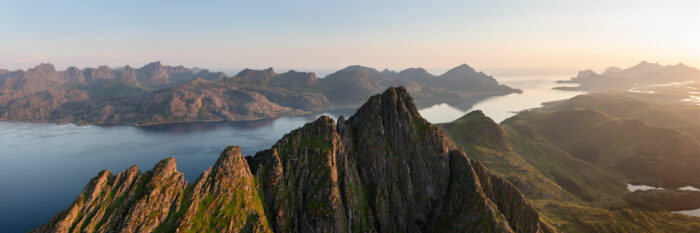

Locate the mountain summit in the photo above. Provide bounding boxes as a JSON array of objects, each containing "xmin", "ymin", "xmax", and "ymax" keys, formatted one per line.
[{"xmin": 31, "ymin": 87, "xmax": 552, "ymax": 233}]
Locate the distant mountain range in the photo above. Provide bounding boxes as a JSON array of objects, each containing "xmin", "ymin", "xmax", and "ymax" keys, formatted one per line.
[
  {"xmin": 0, "ymin": 62, "xmax": 519, "ymax": 125},
  {"xmin": 555, "ymin": 61, "xmax": 700, "ymax": 92}
]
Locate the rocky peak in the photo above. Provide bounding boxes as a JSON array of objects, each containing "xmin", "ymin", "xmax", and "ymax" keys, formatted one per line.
[
  {"xmin": 628, "ymin": 60, "xmax": 664, "ymax": 72},
  {"xmin": 602, "ymin": 66, "xmax": 622, "ymax": 75},
  {"xmin": 441, "ymin": 110, "xmax": 509, "ymax": 150},
  {"xmin": 31, "ymin": 63, "xmax": 57, "ymax": 74},
  {"xmin": 152, "ymin": 157, "xmax": 178, "ymax": 176},
  {"xmin": 379, "ymin": 68, "xmax": 398, "ymax": 78},
  {"xmin": 141, "ymin": 61, "xmax": 163, "ymax": 70},
  {"xmin": 575, "ymin": 69, "xmax": 597, "ymax": 78},
  {"xmin": 397, "ymin": 67, "xmax": 432, "ymax": 79},
  {"xmin": 234, "ymin": 68, "xmax": 278, "ymax": 85},
  {"xmin": 442, "ymin": 63, "xmax": 477, "ymax": 76},
  {"xmin": 209, "ymin": 146, "xmax": 255, "ymax": 189},
  {"xmin": 65, "ymin": 66, "xmax": 80, "ymax": 73},
  {"xmin": 332, "ymin": 65, "xmax": 381, "ymax": 78},
  {"xmin": 237, "ymin": 68, "xmax": 277, "ymax": 76},
  {"xmin": 347, "ymin": 86, "xmax": 423, "ymax": 125},
  {"xmin": 439, "ymin": 63, "xmax": 488, "ymax": 81},
  {"xmin": 274, "ymin": 70, "xmax": 318, "ymax": 86},
  {"xmin": 341, "ymin": 65, "xmax": 379, "ymax": 73},
  {"xmin": 195, "ymin": 69, "xmax": 228, "ymax": 81}
]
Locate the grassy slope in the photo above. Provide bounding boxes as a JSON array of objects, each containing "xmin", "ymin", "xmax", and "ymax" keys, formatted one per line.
[
  {"xmin": 543, "ymin": 93, "xmax": 700, "ymax": 128},
  {"xmin": 535, "ymin": 200, "xmax": 700, "ymax": 233},
  {"xmin": 508, "ymin": 108, "xmax": 700, "ymax": 186},
  {"xmin": 440, "ymin": 104, "xmax": 700, "ymax": 232}
]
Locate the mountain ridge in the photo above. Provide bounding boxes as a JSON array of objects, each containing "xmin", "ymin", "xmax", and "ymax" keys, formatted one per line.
[
  {"xmin": 555, "ymin": 61, "xmax": 700, "ymax": 92},
  {"xmin": 0, "ymin": 62, "xmax": 519, "ymax": 125},
  {"xmin": 31, "ymin": 87, "xmax": 552, "ymax": 233}
]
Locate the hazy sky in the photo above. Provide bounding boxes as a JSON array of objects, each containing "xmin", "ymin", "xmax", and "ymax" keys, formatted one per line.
[{"xmin": 1, "ymin": 0, "xmax": 698, "ymax": 75}]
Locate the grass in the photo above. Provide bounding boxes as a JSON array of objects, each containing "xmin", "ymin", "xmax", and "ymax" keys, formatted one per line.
[{"xmin": 535, "ymin": 200, "xmax": 700, "ymax": 233}]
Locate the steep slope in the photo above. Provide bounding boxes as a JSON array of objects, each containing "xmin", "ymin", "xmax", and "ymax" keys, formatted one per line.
[{"xmin": 33, "ymin": 87, "xmax": 552, "ymax": 233}]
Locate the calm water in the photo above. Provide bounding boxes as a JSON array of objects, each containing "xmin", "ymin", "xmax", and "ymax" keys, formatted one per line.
[
  {"xmin": 626, "ymin": 183, "xmax": 665, "ymax": 192},
  {"xmin": 1, "ymin": 76, "xmax": 588, "ymax": 232},
  {"xmin": 0, "ymin": 113, "xmax": 347, "ymax": 232},
  {"xmin": 626, "ymin": 183, "xmax": 700, "ymax": 217},
  {"xmin": 673, "ymin": 208, "xmax": 700, "ymax": 217},
  {"xmin": 419, "ymin": 75, "xmax": 585, "ymax": 123}
]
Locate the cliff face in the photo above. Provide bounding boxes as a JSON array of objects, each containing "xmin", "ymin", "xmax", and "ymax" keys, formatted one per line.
[{"xmin": 32, "ymin": 87, "xmax": 551, "ymax": 233}]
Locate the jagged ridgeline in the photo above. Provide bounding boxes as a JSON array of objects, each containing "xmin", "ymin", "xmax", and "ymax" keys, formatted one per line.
[{"xmin": 32, "ymin": 87, "xmax": 554, "ymax": 233}]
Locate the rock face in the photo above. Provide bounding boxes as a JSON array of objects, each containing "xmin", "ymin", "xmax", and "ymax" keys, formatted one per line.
[{"xmin": 32, "ymin": 87, "xmax": 550, "ymax": 233}]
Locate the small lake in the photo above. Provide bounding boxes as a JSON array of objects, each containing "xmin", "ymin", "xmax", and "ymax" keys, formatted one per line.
[
  {"xmin": 0, "ymin": 75, "xmax": 587, "ymax": 232},
  {"xmin": 626, "ymin": 183, "xmax": 700, "ymax": 217},
  {"xmin": 673, "ymin": 208, "xmax": 700, "ymax": 217},
  {"xmin": 626, "ymin": 183, "xmax": 665, "ymax": 192},
  {"xmin": 626, "ymin": 183, "xmax": 700, "ymax": 193}
]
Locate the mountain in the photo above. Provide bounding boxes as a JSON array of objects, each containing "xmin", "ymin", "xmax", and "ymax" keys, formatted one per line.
[
  {"xmin": 555, "ymin": 61, "xmax": 700, "ymax": 92},
  {"xmin": 440, "ymin": 111, "xmax": 625, "ymax": 204},
  {"xmin": 0, "ymin": 62, "xmax": 215, "ymax": 95},
  {"xmin": 319, "ymin": 64, "xmax": 520, "ymax": 109},
  {"xmin": 0, "ymin": 63, "xmax": 518, "ymax": 125},
  {"xmin": 435, "ymin": 64, "xmax": 510, "ymax": 93},
  {"xmin": 32, "ymin": 87, "xmax": 553, "ymax": 233}
]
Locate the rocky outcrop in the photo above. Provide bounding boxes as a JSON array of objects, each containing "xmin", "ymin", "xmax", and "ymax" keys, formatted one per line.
[
  {"xmin": 33, "ymin": 87, "xmax": 551, "ymax": 233},
  {"xmin": 32, "ymin": 147, "xmax": 271, "ymax": 233},
  {"xmin": 30, "ymin": 158, "xmax": 186, "ymax": 233},
  {"xmin": 175, "ymin": 146, "xmax": 271, "ymax": 233}
]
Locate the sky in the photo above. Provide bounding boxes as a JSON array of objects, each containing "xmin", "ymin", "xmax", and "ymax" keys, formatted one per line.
[{"xmin": 0, "ymin": 0, "xmax": 698, "ymax": 76}]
